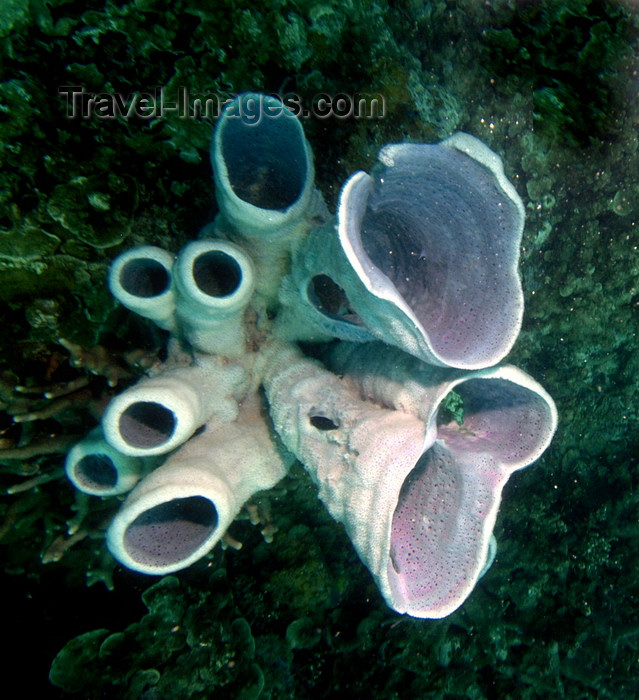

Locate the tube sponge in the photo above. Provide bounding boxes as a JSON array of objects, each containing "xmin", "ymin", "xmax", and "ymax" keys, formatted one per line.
[
  {"xmin": 173, "ymin": 239, "xmax": 256, "ymax": 356},
  {"xmin": 211, "ymin": 93, "xmax": 328, "ymax": 305},
  {"xmin": 106, "ymin": 392, "xmax": 292, "ymax": 575},
  {"xmin": 63, "ymin": 96, "xmax": 557, "ymax": 620},
  {"xmin": 65, "ymin": 427, "xmax": 146, "ymax": 497},
  {"xmin": 108, "ymin": 246, "xmax": 177, "ymax": 332},
  {"xmin": 101, "ymin": 353, "xmax": 249, "ymax": 457}
]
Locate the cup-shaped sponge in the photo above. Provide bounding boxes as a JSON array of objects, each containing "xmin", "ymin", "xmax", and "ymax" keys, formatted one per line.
[
  {"xmin": 264, "ymin": 341, "xmax": 556, "ymax": 618},
  {"xmin": 277, "ymin": 134, "xmax": 525, "ymax": 369}
]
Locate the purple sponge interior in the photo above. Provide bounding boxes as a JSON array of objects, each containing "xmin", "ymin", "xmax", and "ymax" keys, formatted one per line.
[
  {"xmin": 388, "ymin": 376, "xmax": 554, "ymax": 616},
  {"xmin": 123, "ymin": 497, "xmax": 218, "ymax": 568},
  {"xmin": 360, "ymin": 143, "xmax": 523, "ymax": 367}
]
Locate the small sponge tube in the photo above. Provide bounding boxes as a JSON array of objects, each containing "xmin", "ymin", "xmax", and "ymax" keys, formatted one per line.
[
  {"xmin": 108, "ymin": 246, "xmax": 176, "ymax": 332},
  {"xmin": 173, "ymin": 239, "xmax": 255, "ymax": 356},
  {"xmin": 101, "ymin": 356, "xmax": 247, "ymax": 457},
  {"xmin": 65, "ymin": 427, "xmax": 145, "ymax": 497},
  {"xmin": 106, "ymin": 394, "xmax": 290, "ymax": 575}
]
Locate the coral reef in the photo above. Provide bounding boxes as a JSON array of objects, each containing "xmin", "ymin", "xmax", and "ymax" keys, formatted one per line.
[{"xmin": 1, "ymin": 1, "xmax": 637, "ymax": 698}]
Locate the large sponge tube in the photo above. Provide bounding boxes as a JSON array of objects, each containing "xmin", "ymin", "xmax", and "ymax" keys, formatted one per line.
[
  {"xmin": 211, "ymin": 92, "xmax": 328, "ymax": 305},
  {"xmin": 263, "ymin": 341, "xmax": 556, "ymax": 618}
]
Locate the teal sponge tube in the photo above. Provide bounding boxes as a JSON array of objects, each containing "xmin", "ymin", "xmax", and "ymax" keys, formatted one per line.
[{"xmin": 65, "ymin": 427, "xmax": 145, "ymax": 497}]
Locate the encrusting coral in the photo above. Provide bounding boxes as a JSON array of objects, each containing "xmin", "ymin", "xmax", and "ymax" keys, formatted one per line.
[{"xmin": 62, "ymin": 92, "xmax": 556, "ymax": 621}]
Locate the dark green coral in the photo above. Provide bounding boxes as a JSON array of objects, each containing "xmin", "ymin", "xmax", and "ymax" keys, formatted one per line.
[
  {"xmin": 50, "ymin": 574, "xmax": 266, "ymax": 699},
  {"xmin": 482, "ymin": 0, "xmax": 639, "ymax": 145}
]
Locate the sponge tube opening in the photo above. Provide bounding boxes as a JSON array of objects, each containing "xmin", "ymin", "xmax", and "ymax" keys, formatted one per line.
[
  {"xmin": 192, "ymin": 250, "xmax": 243, "ymax": 298},
  {"xmin": 122, "ymin": 496, "xmax": 219, "ymax": 569},
  {"xmin": 221, "ymin": 96, "xmax": 308, "ymax": 211},
  {"xmin": 118, "ymin": 401, "xmax": 176, "ymax": 450},
  {"xmin": 119, "ymin": 258, "xmax": 171, "ymax": 298},
  {"xmin": 74, "ymin": 454, "xmax": 118, "ymax": 491}
]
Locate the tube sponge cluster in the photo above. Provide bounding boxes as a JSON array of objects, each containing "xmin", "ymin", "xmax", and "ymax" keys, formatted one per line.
[{"xmin": 64, "ymin": 92, "xmax": 557, "ymax": 619}]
